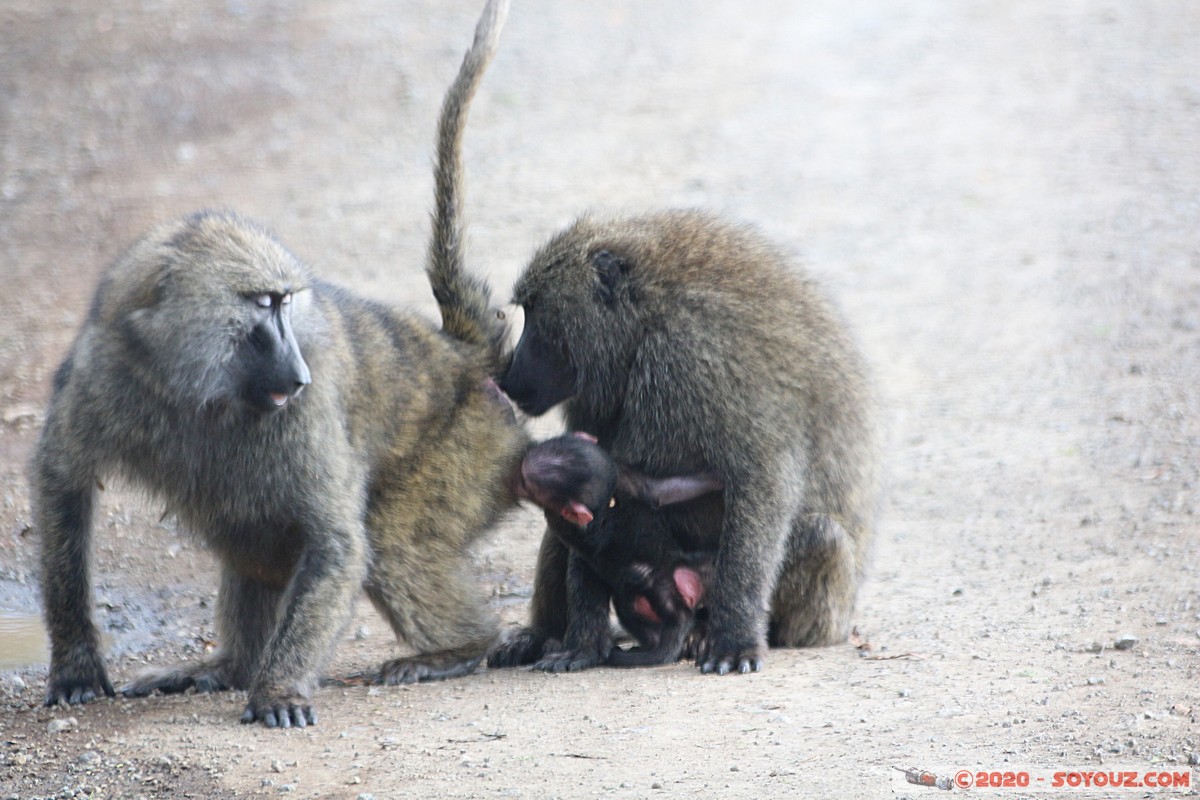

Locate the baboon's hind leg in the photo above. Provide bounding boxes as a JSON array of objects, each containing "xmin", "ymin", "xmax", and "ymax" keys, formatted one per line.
[
  {"xmin": 123, "ymin": 569, "xmax": 281, "ymax": 697},
  {"xmin": 768, "ymin": 513, "xmax": 861, "ymax": 648},
  {"xmin": 366, "ymin": 526, "xmax": 497, "ymax": 685}
]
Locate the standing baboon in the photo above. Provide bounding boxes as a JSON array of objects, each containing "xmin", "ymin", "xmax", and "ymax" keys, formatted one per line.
[
  {"xmin": 489, "ymin": 212, "xmax": 879, "ymax": 675},
  {"xmin": 34, "ymin": 0, "xmax": 514, "ymax": 728},
  {"xmin": 519, "ymin": 433, "xmax": 722, "ymax": 668}
]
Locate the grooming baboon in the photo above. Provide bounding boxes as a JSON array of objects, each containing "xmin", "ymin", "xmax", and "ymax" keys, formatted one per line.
[
  {"xmin": 34, "ymin": 0, "xmax": 513, "ymax": 728},
  {"xmin": 489, "ymin": 212, "xmax": 879, "ymax": 675},
  {"xmin": 520, "ymin": 433, "xmax": 722, "ymax": 668}
]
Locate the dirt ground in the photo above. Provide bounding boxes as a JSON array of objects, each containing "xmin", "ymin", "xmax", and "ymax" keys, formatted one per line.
[{"xmin": 1, "ymin": 1, "xmax": 1198, "ymax": 797}]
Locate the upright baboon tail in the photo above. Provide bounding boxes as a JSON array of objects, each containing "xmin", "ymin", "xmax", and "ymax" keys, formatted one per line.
[{"xmin": 426, "ymin": 0, "xmax": 511, "ymax": 363}]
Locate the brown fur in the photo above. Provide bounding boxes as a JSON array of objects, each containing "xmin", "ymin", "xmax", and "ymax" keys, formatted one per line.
[{"xmin": 490, "ymin": 211, "xmax": 880, "ymax": 675}]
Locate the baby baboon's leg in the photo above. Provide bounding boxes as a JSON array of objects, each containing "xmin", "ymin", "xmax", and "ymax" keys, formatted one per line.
[
  {"xmin": 123, "ymin": 568, "xmax": 282, "ymax": 696},
  {"xmin": 768, "ymin": 513, "xmax": 860, "ymax": 647},
  {"xmin": 534, "ymin": 551, "xmax": 612, "ymax": 672}
]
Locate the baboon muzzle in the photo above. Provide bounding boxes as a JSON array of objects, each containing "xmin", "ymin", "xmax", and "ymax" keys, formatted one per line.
[{"xmin": 246, "ymin": 309, "xmax": 311, "ymax": 413}]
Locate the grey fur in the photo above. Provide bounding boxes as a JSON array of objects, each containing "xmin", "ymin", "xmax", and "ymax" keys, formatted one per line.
[{"xmin": 33, "ymin": 0, "xmax": 517, "ymax": 727}]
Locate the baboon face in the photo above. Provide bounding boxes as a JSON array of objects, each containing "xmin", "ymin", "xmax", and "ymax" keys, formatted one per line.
[
  {"xmin": 502, "ymin": 315, "xmax": 576, "ymax": 416},
  {"xmin": 502, "ymin": 220, "xmax": 642, "ymax": 417},
  {"xmin": 235, "ymin": 290, "xmax": 312, "ymax": 413},
  {"xmin": 518, "ymin": 433, "xmax": 618, "ymax": 526},
  {"xmin": 119, "ymin": 214, "xmax": 313, "ymax": 413}
]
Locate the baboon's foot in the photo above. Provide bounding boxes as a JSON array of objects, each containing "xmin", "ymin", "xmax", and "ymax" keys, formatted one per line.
[
  {"xmin": 486, "ymin": 627, "xmax": 549, "ymax": 668},
  {"xmin": 533, "ymin": 641, "xmax": 606, "ymax": 673},
  {"xmin": 121, "ymin": 660, "xmax": 234, "ymax": 698},
  {"xmin": 378, "ymin": 651, "xmax": 485, "ymax": 685}
]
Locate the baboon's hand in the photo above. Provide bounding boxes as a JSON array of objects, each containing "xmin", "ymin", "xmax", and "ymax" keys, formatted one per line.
[
  {"xmin": 241, "ymin": 692, "xmax": 317, "ymax": 729},
  {"xmin": 694, "ymin": 629, "xmax": 765, "ymax": 676},
  {"xmin": 45, "ymin": 651, "xmax": 115, "ymax": 706},
  {"xmin": 533, "ymin": 643, "xmax": 606, "ymax": 673}
]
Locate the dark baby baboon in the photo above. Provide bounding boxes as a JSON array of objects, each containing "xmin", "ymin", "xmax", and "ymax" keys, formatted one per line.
[
  {"xmin": 489, "ymin": 211, "xmax": 880, "ymax": 675},
  {"xmin": 519, "ymin": 433, "xmax": 723, "ymax": 668},
  {"xmin": 34, "ymin": 0, "xmax": 515, "ymax": 728}
]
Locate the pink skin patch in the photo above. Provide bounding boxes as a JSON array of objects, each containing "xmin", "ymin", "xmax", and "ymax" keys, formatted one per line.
[
  {"xmin": 559, "ymin": 501, "xmax": 594, "ymax": 527},
  {"xmin": 632, "ymin": 595, "xmax": 661, "ymax": 623},
  {"xmin": 631, "ymin": 566, "xmax": 705, "ymax": 623},
  {"xmin": 672, "ymin": 567, "xmax": 703, "ymax": 609}
]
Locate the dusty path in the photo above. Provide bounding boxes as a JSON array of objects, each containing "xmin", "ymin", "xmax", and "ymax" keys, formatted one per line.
[{"xmin": 1, "ymin": 1, "xmax": 1197, "ymax": 797}]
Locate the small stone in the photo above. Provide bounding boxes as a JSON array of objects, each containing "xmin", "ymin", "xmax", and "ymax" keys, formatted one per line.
[
  {"xmin": 357, "ymin": 794, "xmax": 377, "ymax": 800},
  {"xmin": 1188, "ymin": 752, "xmax": 1199, "ymax": 766},
  {"xmin": 48, "ymin": 717, "xmax": 78, "ymax": 733},
  {"xmin": 278, "ymin": 785, "xmax": 296, "ymax": 794},
  {"xmin": 651, "ymin": 782, "xmax": 663, "ymax": 790},
  {"xmin": 1087, "ymin": 676, "xmax": 1104, "ymax": 686},
  {"xmin": 271, "ymin": 760, "xmax": 285, "ymax": 773},
  {"xmin": 1113, "ymin": 634, "xmax": 1138, "ymax": 650}
]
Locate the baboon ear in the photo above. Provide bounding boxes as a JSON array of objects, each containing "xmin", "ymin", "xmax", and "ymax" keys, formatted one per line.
[
  {"xmin": 673, "ymin": 566, "xmax": 704, "ymax": 609},
  {"xmin": 635, "ymin": 473, "xmax": 724, "ymax": 508},
  {"xmin": 592, "ymin": 250, "xmax": 629, "ymax": 306},
  {"xmin": 560, "ymin": 500, "xmax": 594, "ymax": 527}
]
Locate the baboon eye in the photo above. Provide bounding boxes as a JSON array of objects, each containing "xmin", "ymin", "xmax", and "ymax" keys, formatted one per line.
[
  {"xmin": 251, "ymin": 293, "xmax": 272, "ymax": 309},
  {"xmin": 280, "ymin": 292, "xmax": 293, "ymax": 306},
  {"xmin": 608, "ymin": 497, "xmax": 617, "ymax": 508}
]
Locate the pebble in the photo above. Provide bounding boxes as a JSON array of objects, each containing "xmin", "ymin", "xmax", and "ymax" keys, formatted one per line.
[
  {"xmin": 1086, "ymin": 676, "xmax": 1104, "ymax": 686},
  {"xmin": 48, "ymin": 717, "xmax": 78, "ymax": 733},
  {"xmin": 1113, "ymin": 634, "xmax": 1138, "ymax": 650},
  {"xmin": 357, "ymin": 794, "xmax": 377, "ymax": 800}
]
